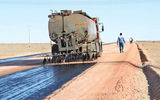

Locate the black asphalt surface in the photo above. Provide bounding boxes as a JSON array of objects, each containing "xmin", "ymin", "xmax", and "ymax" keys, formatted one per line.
[
  {"xmin": 0, "ymin": 63, "xmax": 95, "ymax": 100},
  {"xmin": 0, "ymin": 53, "xmax": 50, "ymax": 64}
]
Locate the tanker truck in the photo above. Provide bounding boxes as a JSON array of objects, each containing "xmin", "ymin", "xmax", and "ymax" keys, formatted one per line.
[{"xmin": 47, "ymin": 10, "xmax": 104, "ymax": 63}]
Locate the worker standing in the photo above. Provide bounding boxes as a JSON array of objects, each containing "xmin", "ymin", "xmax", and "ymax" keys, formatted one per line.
[
  {"xmin": 129, "ymin": 37, "xmax": 134, "ymax": 43},
  {"xmin": 117, "ymin": 33, "xmax": 125, "ymax": 53}
]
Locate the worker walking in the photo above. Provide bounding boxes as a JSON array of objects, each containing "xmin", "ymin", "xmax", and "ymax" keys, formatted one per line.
[{"xmin": 117, "ymin": 33, "xmax": 125, "ymax": 53}]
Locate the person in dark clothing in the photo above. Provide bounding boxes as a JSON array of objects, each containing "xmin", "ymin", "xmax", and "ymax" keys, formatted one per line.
[
  {"xmin": 117, "ymin": 33, "xmax": 125, "ymax": 53},
  {"xmin": 129, "ymin": 37, "xmax": 134, "ymax": 44}
]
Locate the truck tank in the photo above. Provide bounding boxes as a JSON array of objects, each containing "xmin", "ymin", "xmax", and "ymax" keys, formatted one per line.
[
  {"xmin": 46, "ymin": 10, "xmax": 104, "ymax": 63},
  {"xmin": 48, "ymin": 11, "xmax": 97, "ymax": 43}
]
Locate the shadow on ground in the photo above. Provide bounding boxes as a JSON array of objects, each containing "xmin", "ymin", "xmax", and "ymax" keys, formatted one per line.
[
  {"xmin": 137, "ymin": 43, "xmax": 160, "ymax": 99},
  {"xmin": 143, "ymin": 65, "xmax": 160, "ymax": 100}
]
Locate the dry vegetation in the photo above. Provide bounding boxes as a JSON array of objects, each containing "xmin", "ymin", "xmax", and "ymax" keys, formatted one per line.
[{"xmin": 0, "ymin": 43, "xmax": 51, "ymax": 59}]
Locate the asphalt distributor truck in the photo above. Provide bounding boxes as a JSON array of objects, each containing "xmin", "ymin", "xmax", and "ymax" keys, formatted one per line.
[{"xmin": 43, "ymin": 10, "xmax": 104, "ymax": 64}]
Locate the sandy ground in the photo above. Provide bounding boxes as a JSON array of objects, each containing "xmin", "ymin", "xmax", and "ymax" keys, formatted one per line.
[
  {"xmin": 0, "ymin": 57, "xmax": 44, "ymax": 76},
  {"xmin": 137, "ymin": 41, "xmax": 160, "ymax": 78},
  {"xmin": 0, "ymin": 43, "xmax": 50, "ymax": 76},
  {"xmin": 137, "ymin": 41, "xmax": 160, "ymax": 99},
  {"xmin": 0, "ymin": 43, "xmax": 51, "ymax": 59},
  {"xmin": 137, "ymin": 41, "xmax": 160, "ymax": 67},
  {"xmin": 44, "ymin": 43, "xmax": 149, "ymax": 100}
]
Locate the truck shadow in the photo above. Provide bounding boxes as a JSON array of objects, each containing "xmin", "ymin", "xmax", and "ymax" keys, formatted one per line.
[{"xmin": 0, "ymin": 59, "xmax": 97, "ymax": 66}]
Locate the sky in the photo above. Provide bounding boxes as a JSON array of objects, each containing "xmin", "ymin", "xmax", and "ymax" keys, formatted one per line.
[{"xmin": 0, "ymin": 0, "xmax": 160, "ymax": 43}]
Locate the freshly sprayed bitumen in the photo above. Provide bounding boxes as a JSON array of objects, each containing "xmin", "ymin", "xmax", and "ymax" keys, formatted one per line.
[
  {"xmin": 0, "ymin": 63, "xmax": 95, "ymax": 100},
  {"xmin": 0, "ymin": 53, "xmax": 50, "ymax": 64}
]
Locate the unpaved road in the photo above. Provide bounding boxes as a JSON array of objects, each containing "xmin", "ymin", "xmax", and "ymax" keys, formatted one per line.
[{"xmin": 45, "ymin": 43, "xmax": 150, "ymax": 100}]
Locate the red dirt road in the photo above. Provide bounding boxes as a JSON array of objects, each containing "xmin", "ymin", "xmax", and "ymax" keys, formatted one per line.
[{"xmin": 45, "ymin": 43, "xmax": 149, "ymax": 100}]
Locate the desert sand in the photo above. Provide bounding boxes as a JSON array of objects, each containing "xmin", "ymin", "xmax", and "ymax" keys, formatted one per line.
[
  {"xmin": 0, "ymin": 57, "xmax": 44, "ymax": 76},
  {"xmin": 0, "ymin": 43, "xmax": 50, "ymax": 76},
  {"xmin": 137, "ymin": 41, "xmax": 160, "ymax": 67},
  {"xmin": 137, "ymin": 41, "xmax": 160, "ymax": 99},
  {"xmin": 0, "ymin": 43, "xmax": 51, "ymax": 59}
]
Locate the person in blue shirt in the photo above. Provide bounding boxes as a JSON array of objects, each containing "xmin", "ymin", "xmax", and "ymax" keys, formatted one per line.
[{"xmin": 117, "ymin": 33, "xmax": 125, "ymax": 53}]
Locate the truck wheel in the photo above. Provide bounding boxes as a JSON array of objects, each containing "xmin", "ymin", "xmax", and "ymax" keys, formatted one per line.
[{"xmin": 52, "ymin": 44, "xmax": 59, "ymax": 55}]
